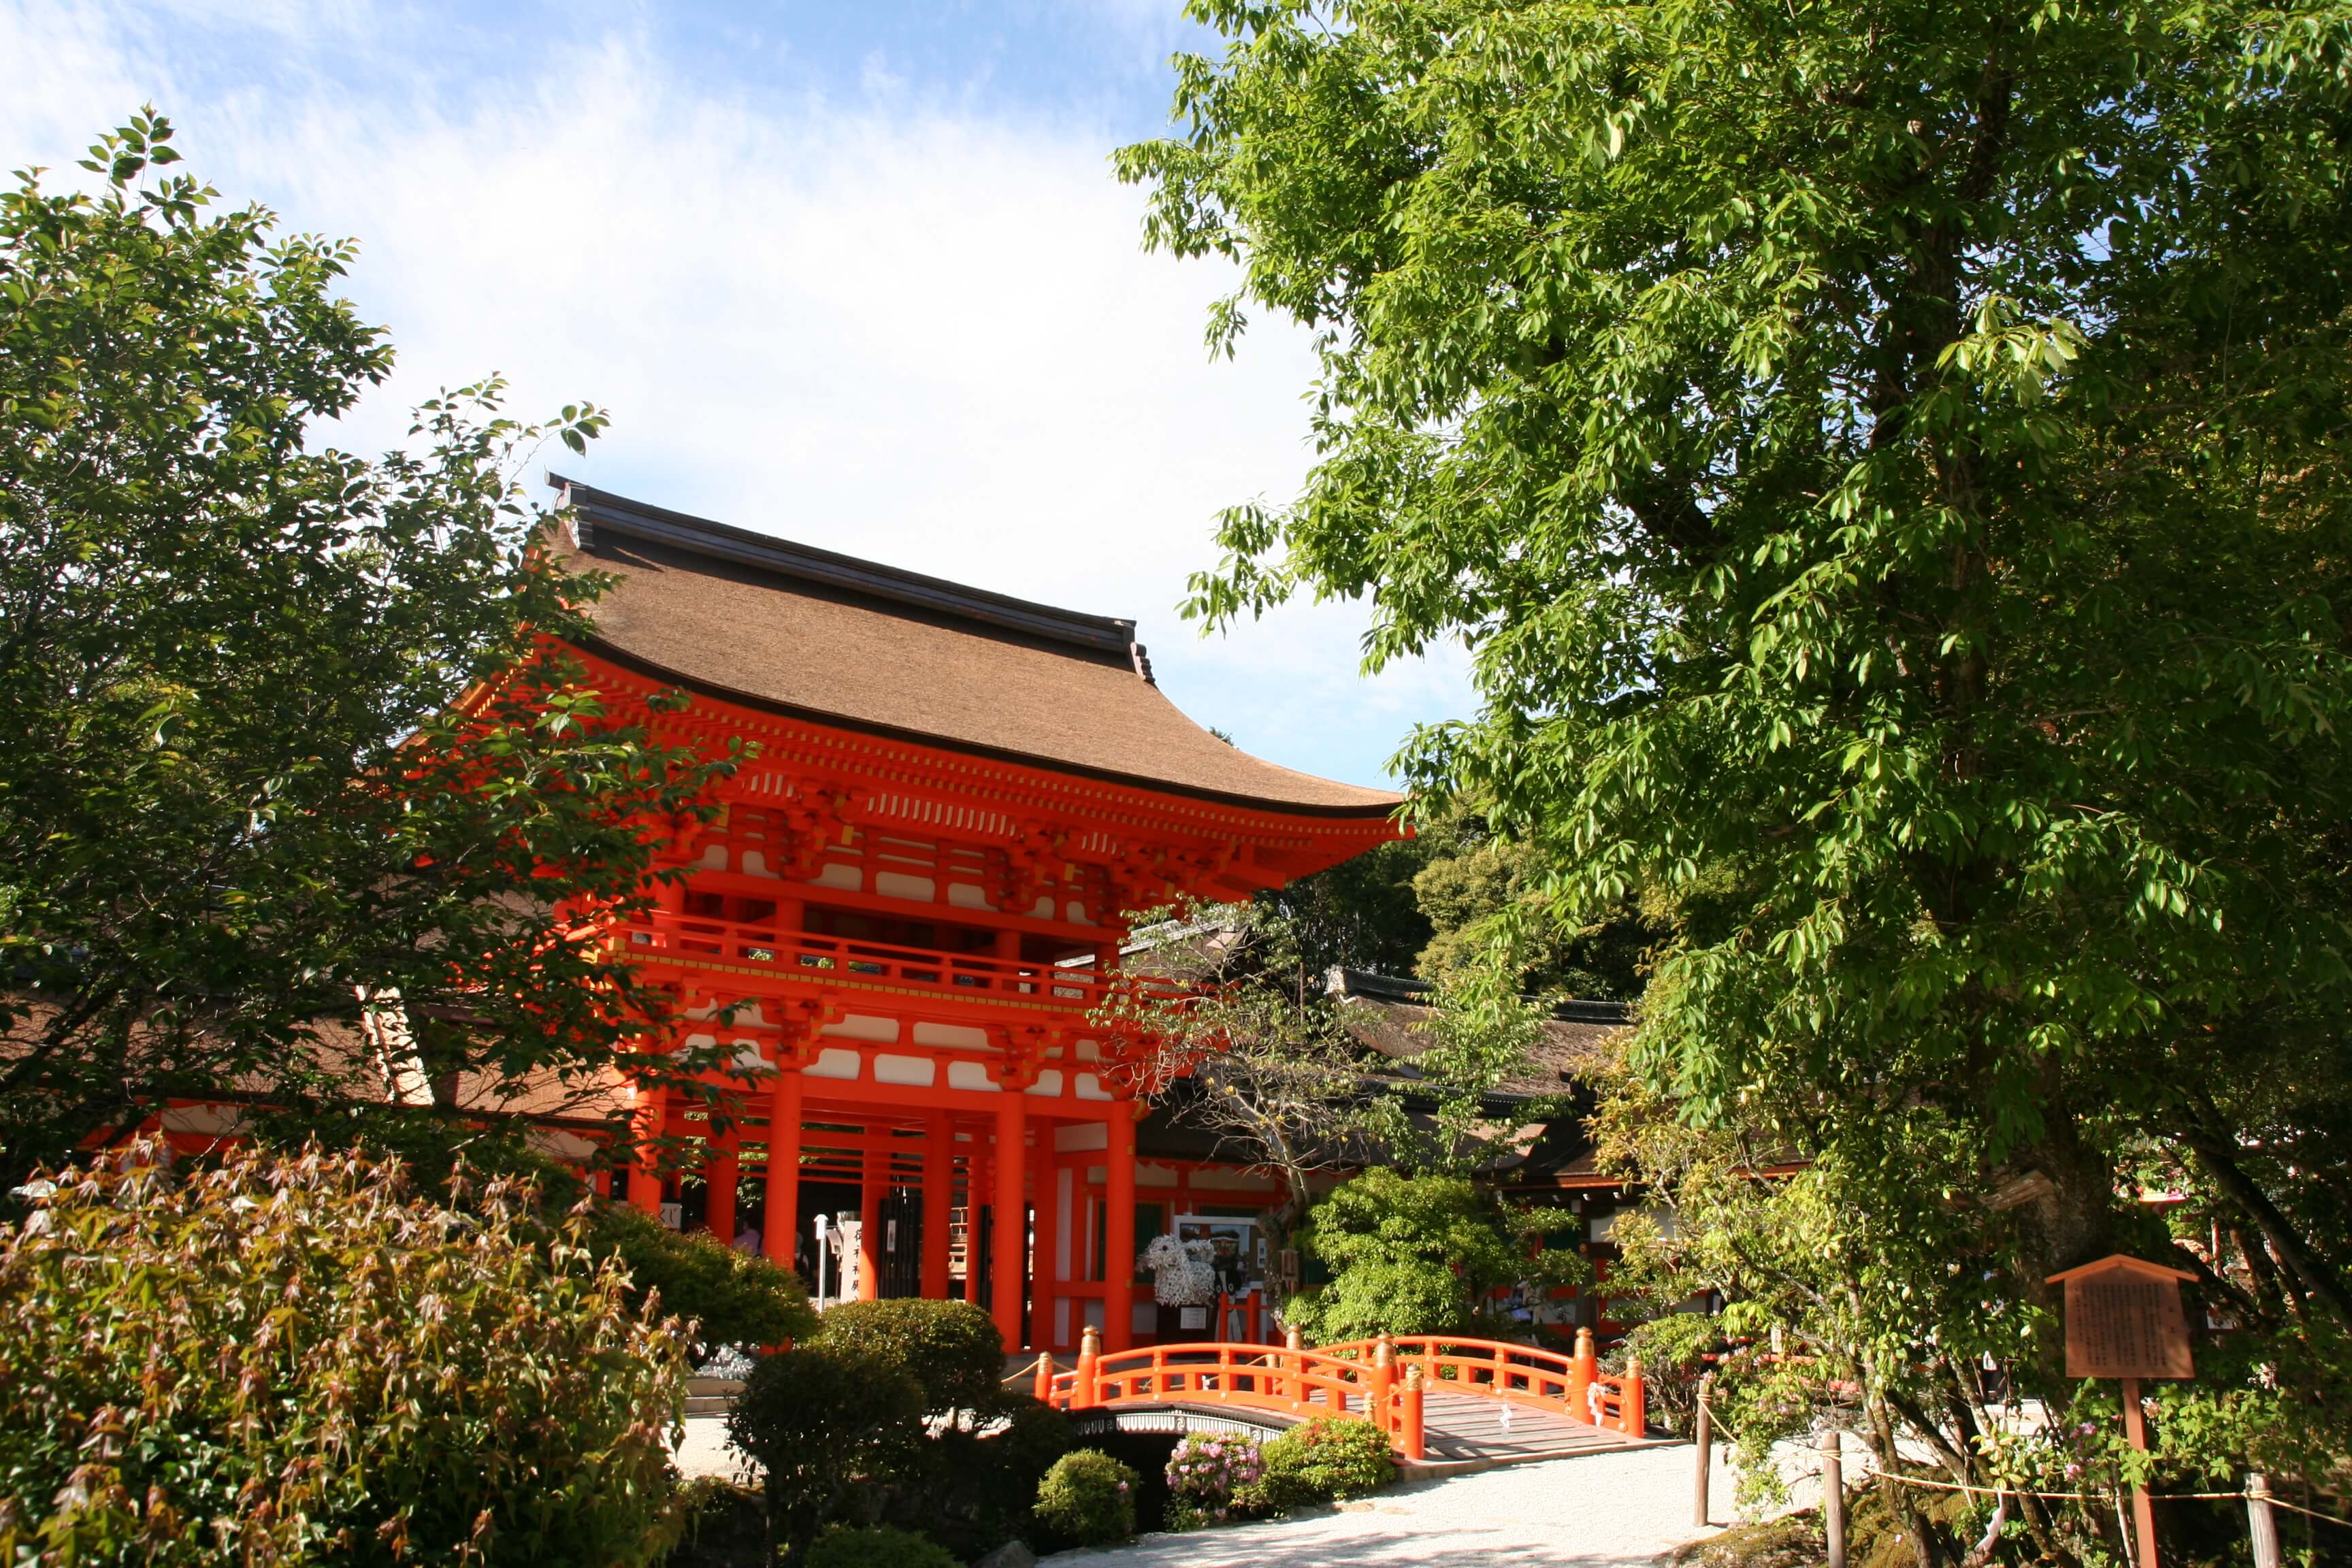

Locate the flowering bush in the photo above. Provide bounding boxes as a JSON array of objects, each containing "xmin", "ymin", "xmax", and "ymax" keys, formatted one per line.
[
  {"xmin": 0, "ymin": 1140, "xmax": 690, "ymax": 1567},
  {"xmin": 1163, "ymin": 1432, "xmax": 1265, "ymax": 1530},
  {"xmin": 1242, "ymin": 1417, "xmax": 1395, "ymax": 1512},
  {"xmin": 1032, "ymin": 1449, "xmax": 1136, "ymax": 1546}
]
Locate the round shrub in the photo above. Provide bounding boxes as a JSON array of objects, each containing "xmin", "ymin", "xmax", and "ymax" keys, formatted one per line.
[
  {"xmin": 816, "ymin": 1296, "xmax": 1004, "ymax": 1414},
  {"xmin": 805, "ymin": 1524, "xmax": 960, "ymax": 1568},
  {"xmin": 1245, "ymin": 1417, "xmax": 1396, "ymax": 1512},
  {"xmin": 728, "ymin": 1344, "xmax": 926, "ymax": 1559},
  {"xmin": 1034, "ymin": 1448, "xmax": 1137, "ymax": 1546},
  {"xmin": 1164, "ymin": 1431, "xmax": 1265, "ymax": 1529},
  {"xmin": 0, "ymin": 1140, "xmax": 689, "ymax": 1567}
]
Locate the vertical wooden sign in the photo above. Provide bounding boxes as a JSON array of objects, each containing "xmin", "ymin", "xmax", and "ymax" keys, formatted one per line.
[{"xmin": 2049, "ymin": 1256, "xmax": 2198, "ymax": 1568}]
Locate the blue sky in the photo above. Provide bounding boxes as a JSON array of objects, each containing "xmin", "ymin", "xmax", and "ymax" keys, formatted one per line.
[{"xmin": 3, "ymin": 0, "xmax": 1471, "ymax": 791}]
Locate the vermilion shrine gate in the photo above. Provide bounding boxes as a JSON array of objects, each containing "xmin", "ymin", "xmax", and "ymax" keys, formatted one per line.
[{"xmin": 555, "ymin": 481, "xmax": 1401, "ymax": 1356}]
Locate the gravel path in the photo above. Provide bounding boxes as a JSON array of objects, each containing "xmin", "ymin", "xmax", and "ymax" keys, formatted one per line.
[
  {"xmin": 673, "ymin": 1416, "xmax": 755, "ymax": 1485},
  {"xmin": 1046, "ymin": 1443, "xmax": 1742, "ymax": 1568},
  {"xmin": 674, "ymin": 1418, "xmax": 1769, "ymax": 1568}
]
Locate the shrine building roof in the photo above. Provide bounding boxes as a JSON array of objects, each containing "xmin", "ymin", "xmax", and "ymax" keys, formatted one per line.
[{"xmin": 548, "ymin": 478, "xmax": 1404, "ymax": 817}]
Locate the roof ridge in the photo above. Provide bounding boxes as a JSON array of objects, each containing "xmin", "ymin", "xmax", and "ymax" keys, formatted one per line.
[{"xmin": 549, "ymin": 474, "xmax": 1145, "ymax": 664}]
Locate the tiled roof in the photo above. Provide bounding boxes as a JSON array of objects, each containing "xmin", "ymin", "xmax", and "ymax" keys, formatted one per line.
[{"xmin": 551, "ymin": 480, "xmax": 1403, "ymax": 817}]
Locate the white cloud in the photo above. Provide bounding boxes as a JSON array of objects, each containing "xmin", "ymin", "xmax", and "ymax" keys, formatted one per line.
[{"xmin": 1, "ymin": 1, "xmax": 1473, "ymax": 787}]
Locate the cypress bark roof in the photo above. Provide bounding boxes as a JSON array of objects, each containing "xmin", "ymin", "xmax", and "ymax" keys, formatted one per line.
[{"xmin": 550, "ymin": 479, "xmax": 1403, "ymax": 816}]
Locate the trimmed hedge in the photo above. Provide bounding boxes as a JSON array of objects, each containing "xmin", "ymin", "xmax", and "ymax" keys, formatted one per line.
[
  {"xmin": 815, "ymin": 1298, "xmax": 1003, "ymax": 1414},
  {"xmin": 804, "ymin": 1524, "xmax": 960, "ymax": 1568},
  {"xmin": 728, "ymin": 1344, "xmax": 926, "ymax": 1560},
  {"xmin": 1034, "ymin": 1449, "xmax": 1137, "ymax": 1546},
  {"xmin": 590, "ymin": 1201, "xmax": 818, "ymax": 1352}
]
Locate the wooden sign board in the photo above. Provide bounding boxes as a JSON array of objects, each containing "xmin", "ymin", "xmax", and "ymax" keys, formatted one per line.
[{"xmin": 2048, "ymin": 1255, "xmax": 2195, "ymax": 1381}]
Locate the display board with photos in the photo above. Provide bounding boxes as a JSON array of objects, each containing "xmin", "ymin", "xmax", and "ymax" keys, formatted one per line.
[{"xmin": 1176, "ymin": 1213, "xmax": 1265, "ymax": 1297}]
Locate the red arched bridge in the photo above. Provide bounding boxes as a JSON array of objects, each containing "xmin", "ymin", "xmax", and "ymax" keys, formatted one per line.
[{"xmin": 1015, "ymin": 1327, "xmax": 1658, "ymax": 1467}]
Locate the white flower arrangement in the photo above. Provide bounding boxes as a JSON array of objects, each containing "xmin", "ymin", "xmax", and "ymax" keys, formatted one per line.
[{"xmin": 1139, "ymin": 1232, "xmax": 1219, "ymax": 1307}]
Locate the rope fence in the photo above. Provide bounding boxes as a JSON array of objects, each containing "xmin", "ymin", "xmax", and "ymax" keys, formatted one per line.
[
  {"xmin": 1688, "ymin": 1377, "xmax": 2352, "ymax": 1564},
  {"xmin": 1871, "ymin": 1468, "xmax": 2351, "ymax": 1522}
]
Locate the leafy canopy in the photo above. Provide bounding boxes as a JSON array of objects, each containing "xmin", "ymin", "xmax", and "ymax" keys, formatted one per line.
[
  {"xmin": 0, "ymin": 112, "xmax": 734, "ymax": 1182},
  {"xmin": 1120, "ymin": 0, "xmax": 2352, "ymax": 1541}
]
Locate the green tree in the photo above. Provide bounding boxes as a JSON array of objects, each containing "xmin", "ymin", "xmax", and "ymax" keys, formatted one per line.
[
  {"xmin": 1255, "ymin": 834, "xmax": 1435, "ymax": 977},
  {"xmin": 1281, "ymin": 1167, "xmax": 1579, "ymax": 1341},
  {"xmin": 1408, "ymin": 807, "xmax": 1657, "ymax": 998},
  {"xmin": 0, "ymin": 113, "xmax": 734, "ymax": 1185},
  {"xmin": 1120, "ymin": 1, "xmax": 2352, "ymax": 1552}
]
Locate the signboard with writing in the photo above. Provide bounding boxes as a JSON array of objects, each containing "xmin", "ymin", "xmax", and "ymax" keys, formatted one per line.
[{"xmin": 2050, "ymin": 1255, "xmax": 2195, "ymax": 1381}]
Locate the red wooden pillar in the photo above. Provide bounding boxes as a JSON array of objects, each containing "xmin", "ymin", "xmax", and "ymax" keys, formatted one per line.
[
  {"xmin": 992, "ymin": 1096, "xmax": 1027, "ymax": 1348},
  {"xmin": 1104, "ymin": 1107, "xmax": 1137, "ymax": 1352},
  {"xmin": 706, "ymin": 1127, "xmax": 739, "ymax": 1243},
  {"xmin": 921, "ymin": 1112, "xmax": 952, "ymax": 1298},
  {"xmin": 1029, "ymin": 1128, "xmax": 1059, "ymax": 1352},
  {"xmin": 762, "ymin": 1070, "xmax": 802, "ymax": 1269},
  {"xmin": 963, "ymin": 1145, "xmax": 986, "ymax": 1305},
  {"xmin": 858, "ymin": 1130, "xmax": 885, "ymax": 1302},
  {"xmin": 626, "ymin": 1082, "xmax": 666, "ymax": 1215}
]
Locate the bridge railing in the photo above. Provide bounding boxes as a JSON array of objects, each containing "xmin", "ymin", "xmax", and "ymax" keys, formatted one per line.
[
  {"xmin": 1326, "ymin": 1329, "xmax": 1644, "ymax": 1437},
  {"xmin": 1026, "ymin": 1324, "xmax": 1647, "ymax": 1457},
  {"xmin": 1039, "ymin": 1338, "xmax": 1380, "ymax": 1424}
]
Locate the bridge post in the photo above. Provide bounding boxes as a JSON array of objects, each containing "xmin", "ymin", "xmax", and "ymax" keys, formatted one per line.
[
  {"xmin": 1569, "ymin": 1326, "xmax": 1597, "ymax": 1421},
  {"xmin": 1077, "ymin": 1323, "xmax": 1102, "ymax": 1407},
  {"xmin": 1372, "ymin": 1335, "xmax": 1397, "ymax": 1435},
  {"xmin": 1620, "ymin": 1356, "xmax": 1646, "ymax": 1436},
  {"xmin": 1401, "ymin": 1366, "xmax": 1426, "ymax": 1461},
  {"xmin": 1285, "ymin": 1325, "xmax": 1304, "ymax": 1405},
  {"xmin": 1033, "ymin": 1352, "xmax": 1054, "ymax": 1404}
]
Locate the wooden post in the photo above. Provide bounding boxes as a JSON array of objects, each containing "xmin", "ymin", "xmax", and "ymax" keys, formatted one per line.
[
  {"xmin": 2246, "ymin": 1474, "xmax": 2281, "ymax": 1568},
  {"xmin": 1569, "ymin": 1325, "xmax": 1597, "ymax": 1422},
  {"xmin": 1372, "ymin": 1335, "xmax": 1397, "ymax": 1434},
  {"xmin": 1032, "ymin": 1351, "xmax": 1054, "ymax": 1404},
  {"xmin": 1286, "ymin": 1324, "xmax": 1305, "ymax": 1405},
  {"xmin": 858, "ymin": 1133, "xmax": 885, "ymax": 1302},
  {"xmin": 1401, "ymin": 1365, "xmax": 1426, "ymax": 1462},
  {"xmin": 1104, "ymin": 1110, "xmax": 1137, "ymax": 1352},
  {"xmin": 2121, "ymin": 1377, "xmax": 2158, "ymax": 1568},
  {"xmin": 1620, "ymin": 1356, "xmax": 1647, "ymax": 1435},
  {"xmin": 1822, "ymin": 1430, "xmax": 1846, "ymax": 1568},
  {"xmin": 762, "ymin": 1071, "xmax": 802, "ymax": 1269},
  {"xmin": 1694, "ymin": 1371, "xmax": 1715, "ymax": 1526},
  {"xmin": 1077, "ymin": 1324, "xmax": 1102, "ymax": 1407},
  {"xmin": 921, "ymin": 1112, "xmax": 952, "ymax": 1299},
  {"xmin": 992, "ymin": 1098, "xmax": 1028, "ymax": 1348}
]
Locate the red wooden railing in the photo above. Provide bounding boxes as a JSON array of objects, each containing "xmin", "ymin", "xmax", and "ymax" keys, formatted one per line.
[
  {"xmin": 1020, "ymin": 1326, "xmax": 1648, "ymax": 1461},
  {"xmin": 615, "ymin": 909, "xmax": 1112, "ymax": 1010},
  {"xmin": 1316, "ymin": 1327, "xmax": 1647, "ymax": 1438}
]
